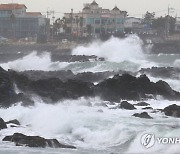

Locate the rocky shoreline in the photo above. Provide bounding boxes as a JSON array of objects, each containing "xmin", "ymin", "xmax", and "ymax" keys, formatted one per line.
[
  {"xmin": 0, "ymin": 38, "xmax": 180, "ymax": 151},
  {"xmin": 0, "ymin": 40, "xmax": 180, "ymax": 63},
  {"xmin": 1, "ymin": 66, "xmax": 180, "ymax": 107},
  {"xmin": 1, "ymin": 65, "xmax": 180, "ymax": 149}
]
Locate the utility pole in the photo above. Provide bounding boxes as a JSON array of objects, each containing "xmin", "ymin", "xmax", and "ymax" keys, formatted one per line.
[
  {"xmin": 166, "ymin": 5, "xmax": 174, "ymax": 38},
  {"xmin": 52, "ymin": 10, "xmax": 55, "ymax": 42},
  {"xmin": 46, "ymin": 8, "xmax": 49, "ymax": 19},
  {"xmin": 70, "ymin": 9, "xmax": 73, "ymax": 35},
  {"xmin": 166, "ymin": 5, "xmax": 170, "ymax": 38}
]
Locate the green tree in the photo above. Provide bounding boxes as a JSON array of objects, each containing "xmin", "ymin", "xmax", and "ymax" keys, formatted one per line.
[
  {"xmin": 53, "ymin": 18, "xmax": 61, "ymax": 35},
  {"xmin": 152, "ymin": 16, "xmax": 176, "ymax": 34},
  {"xmin": 144, "ymin": 11, "xmax": 155, "ymax": 25}
]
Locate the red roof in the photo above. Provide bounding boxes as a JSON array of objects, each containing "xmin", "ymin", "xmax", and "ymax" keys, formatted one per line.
[
  {"xmin": 27, "ymin": 12, "xmax": 42, "ymax": 16},
  {"xmin": 0, "ymin": 4, "xmax": 27, "ymax": 10}
]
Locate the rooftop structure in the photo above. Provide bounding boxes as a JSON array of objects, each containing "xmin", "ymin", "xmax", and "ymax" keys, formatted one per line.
[{"xmin": 0, "ymin": 3, "xmax": 49, "ymax": 39}]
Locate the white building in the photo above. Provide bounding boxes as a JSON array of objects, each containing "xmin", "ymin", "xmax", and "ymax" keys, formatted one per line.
[
  {"xmin": 64, "ymin": 1, "xmax": 127, "ymax": 37},
  {"xmin": 124, "ymin": 17, "xmax": 143, "ymax": 33}
]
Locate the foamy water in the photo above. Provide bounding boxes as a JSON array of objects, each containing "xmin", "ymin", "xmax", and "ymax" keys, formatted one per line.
[
  {"xmin": 0, "ymin": 98, "xmax": 180, "ymax": 153},
  {"xmin": 1, "ymin": 35, "xmax": 158, "ymax": 73},
  {"xmin": 0, "ymin": 35, "xmax": 180, "ymax": 153}
]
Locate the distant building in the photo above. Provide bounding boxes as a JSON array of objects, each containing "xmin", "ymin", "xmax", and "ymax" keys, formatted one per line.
[
  {"xmin": 0, "ymin": 3, "xmax": 50, "ymax": 39},
  {"xmin": 124, "ymin": 17, "xmax": 143, "ymax": 33},
  {"xmin": 175, "ymin": 17, "xmax": 180, "ymax": 31},
  {"xmin": 64, "ymin": 0, "xmax": 127, "ymax": 37}
]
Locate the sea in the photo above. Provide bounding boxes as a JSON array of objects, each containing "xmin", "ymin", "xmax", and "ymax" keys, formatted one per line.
[{"xmin": 0, "ymin": 35, "xmax": 180, "ymax": 153}]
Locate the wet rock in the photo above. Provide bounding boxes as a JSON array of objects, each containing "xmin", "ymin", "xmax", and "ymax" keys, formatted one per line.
[
  {"xmin": 6, "ymin": 119, "xmax": 20, "ymax": 126},
  {"xmin": 134, "ymin": 102, "xmax": 150, "ymax": 106},
  {"xmin": 96, "ymin": 74, "xmax": 180, "ymax": 102},
  {"xmin": 139, "ymin": 67, "xmax": 180, "ymax": 80},
  {"xmin": 132, "ymin": 112, "xmax": 153, "ymax": 119},
  {"xmin": 13, "ymin": 70, "xmax": 129, "ymax": 83},
  {"xmin": 3, "ymin": 133, "xmax": 76, "ymax": 149},
  {"xmin": 97, "ymin": 109, "xmax": 103, "ymax": 113},
  {"xmin": 0, "ymin": 67, "xmax": 17, "ymax": 107},
  {"xmin": 118, "ymin": 101, "xmax": 136, "ymax": 110},
  {"xmin": 15, "ymin": 93, "xmax": 34, "ymax": 106},
  {"xmin": 0, "ymin": 67, "xmax": 34, "ymax": 107},
  {"xmin": 142, "ymin": 107, "xmax": 153, "ymax": 110},
  {"xmin": 0, "ymin": 118, "xmax": 7, "ymax": 130},
  {"xmin": 10, "ymin": 70, "xmax": 94, "ymax": 102},
  {"xmin": 151, "ymin": 109, "xmax": 162, "ymax": 113},
  {"xmin": 162, "ymin": 104, "xmax": 180, "ymax": 118},
  {"xmin": 5, "ymin": 70, "xmax": 180, "ymax": 105}
]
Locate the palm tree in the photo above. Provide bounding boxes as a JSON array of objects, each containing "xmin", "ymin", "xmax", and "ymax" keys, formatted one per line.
[
  {"xmin": 61, "ymin": 17, "xmax": 67, "ymax": 33},
  {"xmin": 54, "ymin": 18, "xmax": 61, "ymax": 35}
]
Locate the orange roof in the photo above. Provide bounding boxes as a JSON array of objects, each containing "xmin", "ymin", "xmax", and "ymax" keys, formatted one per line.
[
  {"xmin": 27, "ymin": 12, "xmax": 42, "ymax": 16},
  {"xmin": 0, "ymin": 3, "xmax": 27, "ymax": 10}
]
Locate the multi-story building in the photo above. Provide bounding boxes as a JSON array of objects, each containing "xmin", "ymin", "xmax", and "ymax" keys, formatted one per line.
[
  {"xmin": 124, "ymin": 17, "xmax": 143, "ymax": 33},
  {"xmin": 64, "ymin": 1, "xmax": 127, "ymax": 37},
  {"xmin": 0, "ymin": 3, "xmax": 49, "ymax": 39},
  {"xmin": 175, "ymin": 17, "xmax": 180, "ymax": 31}
]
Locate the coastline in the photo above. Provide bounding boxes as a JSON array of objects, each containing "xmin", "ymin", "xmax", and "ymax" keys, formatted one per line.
[{"xmin": 0, "ymin": 37, "xmax": 180, "ymax": 63}]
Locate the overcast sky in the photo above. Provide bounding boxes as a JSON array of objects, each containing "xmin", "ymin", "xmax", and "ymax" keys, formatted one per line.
[{"xmin": 0, "ymin": 0, "xmax": 180, "ymax": 18}]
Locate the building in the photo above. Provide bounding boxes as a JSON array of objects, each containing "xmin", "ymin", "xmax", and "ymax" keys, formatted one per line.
[
  {"xmin": 124, "ymin": 17, "xmax": 143, "ymax": 33},
  {"xmin": 64, "ymin": 1, "xmax": 127, "ymax": 37},
  {"xmin": 175, "ymin": 17, "xmax": 180, "ymax": 31},
  {"xmin": 0, "ymin": 3, "xmax": 50, "ymax": 39}
]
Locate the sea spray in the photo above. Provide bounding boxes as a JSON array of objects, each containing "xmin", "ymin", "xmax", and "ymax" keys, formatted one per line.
[
  {"xmin": 0, "ymin": 52, "xmax": 69, "ymax": 72},
  {"xmin": 72, "ymin": 35, "xmax": 146, "ymax": 62},
  {"xmin": 0, "ymin": 36, "xmax": 158, "ymax": 73}
]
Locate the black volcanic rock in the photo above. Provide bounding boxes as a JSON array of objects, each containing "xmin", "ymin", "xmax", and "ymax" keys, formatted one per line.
[
  {"xmin": 51, "ymin": 54, "xmax": 103, "ymax": 62},
  {"xmin": 6, "ymin": 119, "xmax": 20, "ymax": 126},
  {"xmin": 10, "ymin": 70, "xmax": 130, "ymax": 83},
  {"xmin": 0, "ymin": 118, "xmax": 7, "ymax": 130},
  {"xmin": 0, "ymin": 67, "xmax": 20, "ymax": 107},
  {"xmin": 132, "ymin": 112, "xmax": 153, "ymax": 119},
  {"xmin": 1, "ymin": 68, "xmax": 180, "ymax": 105},
  {"xmin": 0, "ymin": 67, "xmax": 34, "ymax": 107},
  {"xmin": 95, "ymin": 74, "xmax": 180, "ymax": 102},
  {"xmin": 3, "ymin": 133, "xmax": 76, "ymax": 149},
  {"xmin": 134, "ymin": 102, "xmax": 150, "ymax": 106},
  {"xmin": 0, "ymin": 67, "xmax": 15, "ymax": 106},
  {"xmin": 10, "ymin": 70, "xmax": 94, "ymax": 102},
  {"xmin": 142, "ymin": 107, "xmax": 153, "ymax": 110},
  {"xmin": 162, "ymin": 104, "xmax": 180, "ymax": 118},
  {"xmin": 139, "ymin": 67, "xmax": 180, "ymax": 80},
  {"xmin": 118, "ymin": 101, "xmax": 136, "ymax": 110}
]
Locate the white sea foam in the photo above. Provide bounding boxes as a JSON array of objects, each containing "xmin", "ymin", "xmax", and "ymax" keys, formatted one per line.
[
  {"xmin": 0, "ymin": 52, "xmax": 69, "ymax": 72},
  {"xmin": 0, "ymin": 36, "xmax": 180, "ymax": 153},
  {"xmin": 0, "ymin": 97, "xmax": 180, "ymax": 153},
  {"xmin": 72, "ymin": 35, "xmax": 145, "ymax": 62},
  {"xmin": 0, "ymin": 35, "xmax": 159, "ymax": 73},
  {"xmin": 72, "ymin": 35, "xmax": 160, "ymax": 71}
]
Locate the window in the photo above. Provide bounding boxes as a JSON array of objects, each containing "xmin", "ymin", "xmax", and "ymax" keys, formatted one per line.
[
  {"xmin": 95, "ymin": 28, "xmax": 100, "ymax": 33},
  {"xmin": 87, "ymin": 18, "xmax": 94, "ymax": 24},
  {"xmin": 95, "ymin": 19, "xmax": 100, "ymax": 24},
  {"xmin": 116, "ymin": 18, "xmax": 123, "ymax": 24}
]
